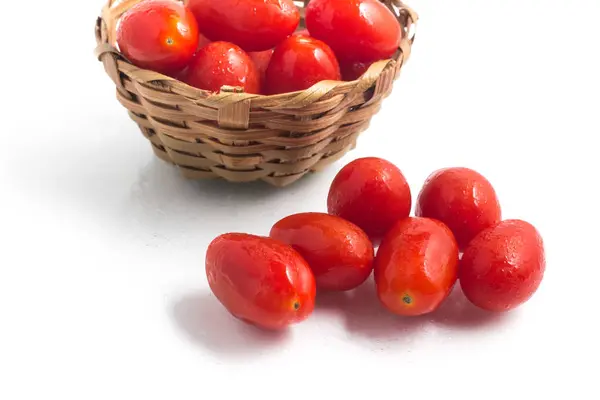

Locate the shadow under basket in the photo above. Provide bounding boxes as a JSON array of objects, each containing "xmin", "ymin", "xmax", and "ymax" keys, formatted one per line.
[{"xmin": 94, "ymin": 0, "xmax": 418, "ymax": 187}]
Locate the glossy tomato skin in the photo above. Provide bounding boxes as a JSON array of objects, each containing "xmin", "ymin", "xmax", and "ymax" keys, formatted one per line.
[
  {"xmin": 374, "ymin": 217, "xmax": 459, "ymax": 316},
  {"xmin": 327, "ymin": 157, "xmax": 412, "ymax": 242},
  {"xmin": 416, "ymin": 167, "xmax": 502, "ymax": 249},
  {"xmin": 340, "ymin": 60, "xmax": 372, "ymax": 81},
  {"xmin": 184, "ymin": 42, "xmax": 260, "ymax": 94},
  {"xmin": 459, "ymin": 220, "xmax": 545, "ymax": 312},
  {"xmin": 188, "ymin": 0, "xmax": 299, "ymax": 52},
  {"xmin": 305, "ymin": 0, "xmax": 401, "ymax": 63},
  {"xmin": 270, "ymin": 212, "xmax": 374, "ymax": 291},
  {"xmin": 264, "ymin": 35, "xmax": 341, "ymax": 95},
  {"xmin": 248, "ymin": 49, "xmax": 274, "ymax": 91},
  {"xmin": 206, "ymin": 233, "xmax": 316, "ymax": 330},
  {"xmin": 116, "ymin": 0, "xmax": 198, "ymax": 75},
  {"xmin": 176, "ymin": 33, "xmax": 212, "ymax": 81}
]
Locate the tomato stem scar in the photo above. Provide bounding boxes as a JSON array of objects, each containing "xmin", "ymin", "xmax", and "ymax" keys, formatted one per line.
[
  {"xmin": 293, "ymin": 301, "xmax": 300, "ymax": 310},
  {"xmin": 166, "ymin": 37, "xmax": 174, "ymax": 45},
  {"xmin": 402, "ymin": 295, "xmax": 412, "ymax": 305}
]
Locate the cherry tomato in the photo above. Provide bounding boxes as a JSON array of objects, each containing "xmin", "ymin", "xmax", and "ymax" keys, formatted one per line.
[
  {"xmin": 175, "ymin": 33, "xmax": 212, "ymax": 81},
  {"xmin": 416, "ymin": 167, "xmax": 502, "ymax": 249},
  {"xmin": 459, "ymin": 220, "xmax": 545, "ymax": 312},
  {"xmin": 264, "ymin": 35, "xmax": 341, "ymax": 95},
  {"xmin": 305, "ymin": 0, "xmax": 401, "ymax": 63},
  {"xmin": 340, "ymin": 60, "xmax": 372, "ymax": 81},
  {"xmin": 327, "ymin": 157, "xmax": 412, "ymax": 242},
  {"xmin": 374, "ymin": 217, "xmax": 459, "ymax": 316},
  {"xmin": 248, "ymin": 49, "xmax": 274, "ymax": 91},
  {"xmin": 183, "ymin": 41, "xmax": 260, "ymax": 94},
  {"xmin": 206, "ymin": 233, "xmax": 316, "ymax": 330},
  {"xmin": 116, "ymin": 0, "xmax": 198, "ymax": 75},
  {"xmin": 270, "ymin": 212, "xmax": 374, "ymax": 291},
  {"xmin": 188, "ymin": 0, "xmax": 299, "ymax": 52}
]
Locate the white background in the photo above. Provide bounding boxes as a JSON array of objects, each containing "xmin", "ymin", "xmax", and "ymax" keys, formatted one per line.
[{"xmin": 1, "ymin": 0, "xmax": 599, "ymax": 398}]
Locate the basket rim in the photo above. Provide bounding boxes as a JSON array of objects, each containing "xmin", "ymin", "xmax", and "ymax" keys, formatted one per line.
[{"xmin": 94, "ymin": 0, "xmax": 419, "ymax": 103}]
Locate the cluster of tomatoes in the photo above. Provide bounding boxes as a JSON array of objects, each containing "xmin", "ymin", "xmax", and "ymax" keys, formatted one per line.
[
  {"xmin": 206, "ymin": 157, "xmax": 546, "ymax": 330},
  {"xmin": 116, "ymin": 0, "xmax": 403, "ymax": 94}
]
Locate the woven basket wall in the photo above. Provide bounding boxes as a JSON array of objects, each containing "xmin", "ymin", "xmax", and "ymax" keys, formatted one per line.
[{"xmin": 95, "ymin": 0, "xmax": 418, "ymax": 187}]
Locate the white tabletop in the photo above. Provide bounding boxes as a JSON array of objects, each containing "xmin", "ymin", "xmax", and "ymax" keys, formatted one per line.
[{"xmin": 2, "ymin": 0, "xmax": 599, "ymax": 398}]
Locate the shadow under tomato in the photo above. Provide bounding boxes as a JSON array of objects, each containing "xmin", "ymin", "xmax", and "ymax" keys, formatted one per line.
[
  {"xmin": 171, "ymin": 291, "xmax": 291, "ymax": 358},
  {"xmin": 316, "ymin": 277, "xmax": 510, "ymax": 342},
  {"xmin": 121, "ymin": 158, "xmax": 338, "ymax": 238},
  {"xmin": 430, "ymin": 285, "xmax": 511, "ymax": 329},
  {"xmin": 316, "ymin": 278, "xmax": 428, "ymax": 341},
  {"xmin": 25, "ymin": 131, "xmax": 338, "ymax": 247},
  {"xmin": 130, "ymin": 158, "xmax": 299, "ymax": 211}
]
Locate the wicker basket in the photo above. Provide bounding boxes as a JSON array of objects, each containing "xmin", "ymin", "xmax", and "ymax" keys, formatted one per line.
[{"xmin": 95, "ymin": 0, "xmax": 418, "ymax": 187}]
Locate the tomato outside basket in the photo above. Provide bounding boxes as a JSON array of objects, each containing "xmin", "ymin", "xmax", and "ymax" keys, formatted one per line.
[{"xmin": 94, "ymin": 0, "xmax": 418, "ymax": 187}]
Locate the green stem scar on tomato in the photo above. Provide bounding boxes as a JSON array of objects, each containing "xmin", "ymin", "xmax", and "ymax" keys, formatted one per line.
[
  {"xmin": 374, "ymin": 217, "xmax": 459, "ymax": 316},
  {"xmin": 205, "ymin": 233, "xmax": 316, "ymax": 330},
  {"xmin": 116, "ymin": 0, "xmax": 199, "ymax": 75}
]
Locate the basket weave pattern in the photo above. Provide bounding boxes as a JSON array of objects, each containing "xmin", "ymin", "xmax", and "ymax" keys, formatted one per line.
[{"xmin": 95, "ymin": 0, "xmax": 418, "ymax": 186}]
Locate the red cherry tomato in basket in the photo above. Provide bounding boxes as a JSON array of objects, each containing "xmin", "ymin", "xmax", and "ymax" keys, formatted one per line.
[
  {"xmin": 327, "ymin": 157, "xmax": 412, "ymax": 242},
  {"xmin": 183, "ymin": 41, "xmax": 260, "ymax": 94},
  {"xmin": 305, "ymin": 0, "xmax": 402, "ymax": 63},
  {"xmin": 206, "ymin": 233, "xmax": 316, "ymax": 330},
  {"xmin": 175, "ymin": 33, "xmax": 212, "ymax": 81},
  {"xmin": 188, "ymin": 0, "xmax": 300, "ymax": 52},
  {"xmin": 264, "ymin": 35, "xmax": 341, "ymax": 95},
  {"xmin": 415, "ymin": 167, "xmax": 502, "ymax": 249},
  {"xmin": 340, "ymin": 60, "xmax": 372, "ymax": 81},
  {"xmin": 116, "ymin": 0, "xmax": 198, "ymax": 75},
  {"xmin": 270, "ymin": 212, "xmax": 374, "ymax": 291},
  {"xmin": 249, "ymin": 49, "xmax": 274, "ymax": 90},
  {"xmin": 374, "ymin": 217, "xmax": 459, "ymax": 316},
  {"xmin": 459, "ymin": 220, "xmax": 546, "ymax": 312}
]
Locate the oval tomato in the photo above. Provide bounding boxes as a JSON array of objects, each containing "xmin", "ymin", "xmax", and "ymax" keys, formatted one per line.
[
  {"xmin": 327, "ymin": 157, "xmax": 412, "ymax": 242},
  {"xmin": 305, "ymin": 0, "xmax": 401, "ymax": 62},
  {"xmin": 415, "ymin": 167, "xmax": 502, "ymax": 249},
  {"xmin": 264, "ymin": 35, "xmax": 341, "ymax": 95},
  {"xmin": 270, "ymin": 212, "xmax": 374, "ymax": 291},
  {"xmin": 374, "ymin": 217, "xmax": 459, "ymax": 316},
  {"xmin": 206, "ymin": 233, "xmax": 316, "ymax": 330},
  {"xmin": 183, "ymin": 41, "xmax": 260, "ymax": 94},
  {"xmin": 116, "ymin": 0, "xmax": 198, "ymax": 75},
  {"xmin": 459, "ymin": 220, "xmax": 546, "ymax": 312},
  {"xmin": 188, "ymin": 0, "xmax": 299, "ymax": 52}
]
